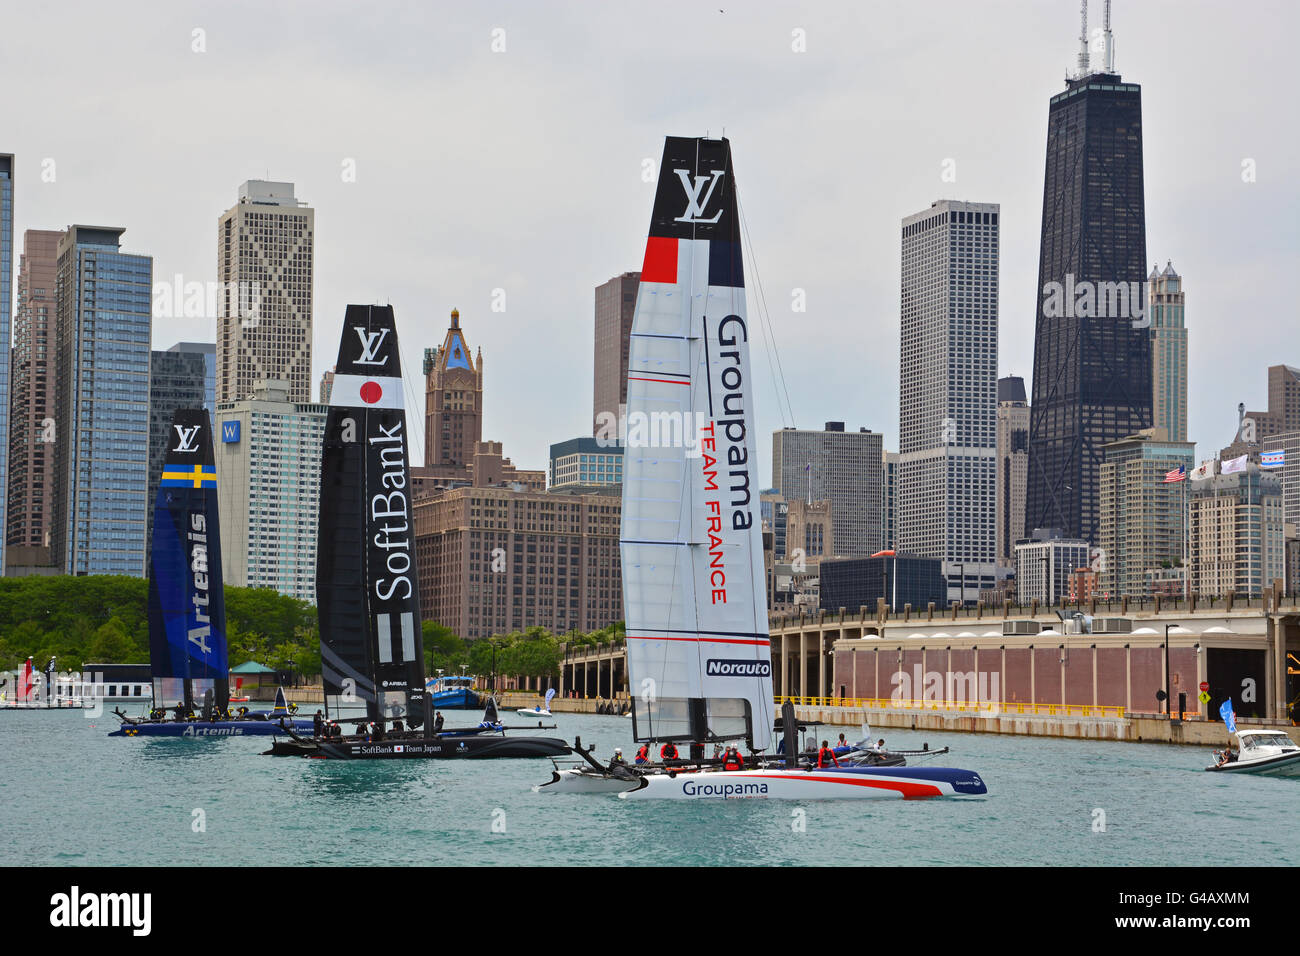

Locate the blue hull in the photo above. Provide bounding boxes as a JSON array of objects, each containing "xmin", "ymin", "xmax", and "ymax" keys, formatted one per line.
[
  {"xmin": 430, "ymin": 689, "xmax": 481, "ymax": 709},
  {"xmin": 110, "ymin": 718, "xmax": 316, "ymax": 738},
  {"xmin": 821, "ymin": 764, "xmax": 989, "ymax": 796}
]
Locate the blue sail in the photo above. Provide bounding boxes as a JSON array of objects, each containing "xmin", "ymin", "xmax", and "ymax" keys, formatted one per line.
[{"xmin": 147, "ymin": 409, "xmax": 229, "ymax": 709}]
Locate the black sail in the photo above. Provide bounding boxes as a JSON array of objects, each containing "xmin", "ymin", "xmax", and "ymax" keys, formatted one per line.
[{"xmin": 316, "ymin": 305, "xmax": 428, "ymax": 727}]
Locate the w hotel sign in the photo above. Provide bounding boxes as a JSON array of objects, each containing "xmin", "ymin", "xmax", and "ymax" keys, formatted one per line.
[{"xmin": 221, "ymin": 420, "xmax": 241, "ymax": 443}]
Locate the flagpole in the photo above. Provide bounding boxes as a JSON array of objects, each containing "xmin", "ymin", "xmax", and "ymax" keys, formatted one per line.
[{"xmin": 1183, "ymin": 474, "xmax": 1189, "ymax": 605}]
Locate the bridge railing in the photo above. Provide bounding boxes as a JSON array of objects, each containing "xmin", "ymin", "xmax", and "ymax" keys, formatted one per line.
[{"xmin": 775, "ymin": 695, "xmax": 1128, "ymax": 719}]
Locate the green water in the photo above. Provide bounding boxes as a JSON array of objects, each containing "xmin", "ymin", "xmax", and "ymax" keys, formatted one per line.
[{"xmin": 2, "ymin": 709, "xmax": 1295, "ymax": 866}]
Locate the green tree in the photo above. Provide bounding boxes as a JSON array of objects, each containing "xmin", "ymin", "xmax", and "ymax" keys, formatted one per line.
[{"xmin": 87, "ymin": 617, "xmax": 137, "ymax": 663}]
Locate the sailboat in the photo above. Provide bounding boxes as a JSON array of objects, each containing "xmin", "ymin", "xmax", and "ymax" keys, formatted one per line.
[
  {"xmin": 110, "ymin": 409, "xmax": 315, "ymax": 737},
  {"xmin": 266, "ymin": 305, "xmax": 569, "ymax": 759},
  {"xmin": 545, "ymin": 135, "xmax": 986, "ymax": 798}
]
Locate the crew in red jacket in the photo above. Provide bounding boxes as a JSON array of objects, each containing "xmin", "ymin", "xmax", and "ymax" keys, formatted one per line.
[
  {"xmin": 660, "ymin": 741, "xmax": 679, "ymax": 761},
  {"xmin": 816, "ymin": 740, "xmax": 841, "ymax": 768}
]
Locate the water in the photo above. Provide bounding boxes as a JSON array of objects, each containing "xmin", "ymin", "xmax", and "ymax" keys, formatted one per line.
[{"xmin": 3, "ymin": 709, "xmax": 1295, "ymax": 866}]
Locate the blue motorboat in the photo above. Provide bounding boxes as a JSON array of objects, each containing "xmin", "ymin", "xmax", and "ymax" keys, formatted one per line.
[{"xmin": 427, "ymin": 674, "xmax": 482, "ymax": 709}]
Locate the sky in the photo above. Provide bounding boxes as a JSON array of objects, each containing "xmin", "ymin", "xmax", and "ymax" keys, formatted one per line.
[{"xmin": 5, "ymin": 0, "xmax": 1297, "ymax": 481}]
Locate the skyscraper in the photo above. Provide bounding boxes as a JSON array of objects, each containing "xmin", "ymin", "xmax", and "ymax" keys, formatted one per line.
[
  {"xmin": 592, "ymin": 271, "xmax": 639, "ymax": 436},
  {"xmin": 772, "ymin": 422, "xmax": 883, "ymax": 558},
  {"xmin": 1027, "ymin": 14, "xmax": 1151, "ymax": 547},
  {"xmin": 0, "ymin": 155, "xmax": 12, "ymax": 575},
  {"xmin": 51, "ymin": 226, "xmax": 153, "ymax": 576},
  {"xmin": 898, "ymin": 199, "xmax": 999, "ymax": 603},
  {"xmin": 147, "ymin": 346, "xmax": 211, "ymax": 559},
  {"xmin": 1149, "ymin": 261, "xmax": 1187, "ymax": 442},
  {"xmin": 1096, "ymin": 429, "xmax": 1194, "ymax": 598},
  {"xmin": 995, "ymin": 376, "xmax": 1029, "ymax": 569},
  {"xmin": 6, "ymin": 229, "xmax": 61, "ymax": 565},
  {"xmin": 881, "ymin": 449, "xmax": 899, "ymax": 552},
  {"xmin": 214, "ymin": 379, "xmax": 325, "ymax": 602},
  {"xmin": 216, "ymin": 180, "xmax": 314, "ymax": 404},
  {"xmin": 167, "ymin": 341, "xmax": 217, "ymax": 422},
  {"xmin": 1244, "ymin": 365, "xmax": 1300, "ymax": 441},
  {"xmin": 1188, "ymin": 466, "xmax": 1284, "ymax": 598},
  {"xmin": 423, "ymin": 308, "xmax": 483, "ymax": 479}
]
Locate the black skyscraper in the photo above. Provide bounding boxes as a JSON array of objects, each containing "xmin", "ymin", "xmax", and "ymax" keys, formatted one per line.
[{"xmin": 1027, "ymin": 66, "xmax": 1150, "ymax": 548}]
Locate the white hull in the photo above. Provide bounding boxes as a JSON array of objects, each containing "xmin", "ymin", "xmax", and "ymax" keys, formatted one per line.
[
  {"xmin": 618, "ymin": 768, "xmax": 986, "ymax": 801},
  {"xmin": 1207, "ymin": 751, "xmax": 1300, "ymax": 776},
  {"xmin": 517, "ymin": 708, "xmax": 552, "ymax": 719},
  {"xmin": 534, "ymin": 768, "xmax": 641, "ymax": 794}
]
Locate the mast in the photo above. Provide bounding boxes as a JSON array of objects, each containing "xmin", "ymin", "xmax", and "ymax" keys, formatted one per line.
[
  {"xmin": 621, "ymin": 136, "xmax": 774, "ymax": 752},
  {"xmin": 317, "ymin": 305, "xmax": 429, "ymax": 730}
]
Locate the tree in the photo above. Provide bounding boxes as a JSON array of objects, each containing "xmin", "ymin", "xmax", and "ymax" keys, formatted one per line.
[{"xmin": 87, "ymin": 617, "xmax": 137, "ymax": 663}]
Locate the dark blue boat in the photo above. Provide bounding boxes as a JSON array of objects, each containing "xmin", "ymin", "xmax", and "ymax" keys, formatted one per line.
[
  {"xmin": 111, "ymin": 409, "xmax": 314, "ymax": 739},
  {"xmin": 427, "ymin": 675, "xmax": 482, "ymax": 709}
]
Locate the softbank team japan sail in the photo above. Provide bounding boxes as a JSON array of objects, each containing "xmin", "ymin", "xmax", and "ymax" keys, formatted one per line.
[
  {"xmin": 621, "ymin": 136, "xmax": 775, "ymax": 751},
  {"xmin": 316, "ymin": 304, "xmax": 429, "ymax": 730}
]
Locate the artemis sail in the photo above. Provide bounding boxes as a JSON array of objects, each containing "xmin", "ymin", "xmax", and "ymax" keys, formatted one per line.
[
  {"xmin": 147, "ymin": 408, "xmax": 229, "ymax": 713},
  {"xmin": 621, "ymin": 136, "xmax": 774, "ymax": 751},
  {"xmin": 316, "ymin": 304, "xmax": 429, "ymax": 730}
]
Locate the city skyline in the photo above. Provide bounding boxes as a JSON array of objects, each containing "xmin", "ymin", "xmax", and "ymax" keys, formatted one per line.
[{"xmin": 1, "ymin": 2, "xmax": 1296, "ymax": 485}]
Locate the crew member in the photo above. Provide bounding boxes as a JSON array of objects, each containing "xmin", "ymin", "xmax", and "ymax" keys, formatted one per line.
[
  {"xmin": 723, "ymin": 747, "xmax": 744, "ymax": 771},
  {"xmin": 635, "ymin": 743, "xmax": 651, "ymax": 765},
  {"xmin": 660, "ymin": 741, "xmax": 679, "ymax": 761},
  {"xmin": 817, "ymin": 740, "xmax": 841, "ymax": 768},
  {"xmin": 875, "ymin": 738, "xmax": 887, "ymax": 753},
  {"xmin": 434, "ymin": 711, "xmax": 445, "ymax": 733},
  {"xmin": 313, "ymin": 710, "xmax": 324, "ymax": 736},
  {"xmin": 836, "ymin": 733, "xmax": 849, "ymax": 749},
  {"xmin": 609, "ymin": 748, "xmax": 626, "ymax": 768}
]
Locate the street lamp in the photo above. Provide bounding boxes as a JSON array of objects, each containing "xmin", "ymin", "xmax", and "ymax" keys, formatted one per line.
[{"xmin": 1163, "ymin": 625, "xmax": 1193, "ymax": 718}]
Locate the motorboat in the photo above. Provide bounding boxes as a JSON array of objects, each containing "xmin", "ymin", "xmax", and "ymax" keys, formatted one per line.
[{"xmin": 1206, "ymin": 730, "xmax": 1300, "ymax": 776}]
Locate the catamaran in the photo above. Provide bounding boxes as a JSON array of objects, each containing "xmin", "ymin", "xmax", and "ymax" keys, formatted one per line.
[
  {"xmin": 110, "ymin": 409, "xmax": 314, "ymax": 738},
  {"xmin": 266, "ymin": 305, "xmax": 569, "ymax": 760},
  {"xmin": 545, "ymin": 135, "xmax": 986, "ymax": 799}
]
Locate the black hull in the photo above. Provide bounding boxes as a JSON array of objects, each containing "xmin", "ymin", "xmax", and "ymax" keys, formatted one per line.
[{"xmin": 264, "ymin": 734, "xmax": 571, "ymax": 759}]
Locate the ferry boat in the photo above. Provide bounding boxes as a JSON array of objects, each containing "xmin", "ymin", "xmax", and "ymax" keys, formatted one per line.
[{"xmin": 427, "ymin": 675, "xmax": 481, "ymax": 709}]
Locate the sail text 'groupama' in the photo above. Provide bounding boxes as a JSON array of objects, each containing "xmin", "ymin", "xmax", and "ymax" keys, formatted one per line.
[{"xmin": 700, "ymin": 313, "xmax": 755, "ymax": 606}]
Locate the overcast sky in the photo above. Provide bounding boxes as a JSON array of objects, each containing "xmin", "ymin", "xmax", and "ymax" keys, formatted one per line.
[{"xmin": 5, "ymin": 0, "xmax": 1297, "ymax": 480}]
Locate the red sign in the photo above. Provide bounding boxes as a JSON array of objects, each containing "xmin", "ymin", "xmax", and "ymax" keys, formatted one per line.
[{"xmin": 1199, "ymin": 681, "xmax": 1209, "ymax": 692}]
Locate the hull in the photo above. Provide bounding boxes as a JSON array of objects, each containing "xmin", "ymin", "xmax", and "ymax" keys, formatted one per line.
[
  {"xmin": 265, "ymin": 733, "xmax": 571, "ymax": 759},
  {"xmin": 1206, "ymin": 751, "xmax": 1300, "ymax": 777},
  {"xmin": 618, "ymin": 765, "xmax": 988, "ymax": 801},
  {"xmin": 534, "ymin": 768, "xmax": 642, "ymax": 794},
  {"xmin": 431, "ymin": 689, "xmax": 480, "ymax": 709},
  {"xmin": 110, "ymin": 718, "xmax": 315, "ymax": 738}
]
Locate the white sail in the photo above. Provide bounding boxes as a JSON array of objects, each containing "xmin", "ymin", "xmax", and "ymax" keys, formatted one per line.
[{"xmin": 620, "ymin": 136, "xmax": 773, "ymax": 750}]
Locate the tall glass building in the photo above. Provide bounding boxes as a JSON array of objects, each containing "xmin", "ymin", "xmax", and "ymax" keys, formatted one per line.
[
  {"xmin": 51, "ymin": 226, "xmax": 153, "ymax": 576},
  {"xmin": 1027, "ymin": 40, "xmax": 1151, "ymax": 548},
  {"xmin": 146, "ymin": 345, "xmax": 211, "ymax": 560},
  {"xmin": 0, "ymin": 155, "xmax": 13, "ymax": 575}
]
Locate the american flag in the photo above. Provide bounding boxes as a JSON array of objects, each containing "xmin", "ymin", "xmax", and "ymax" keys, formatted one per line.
[{"xmin": 1162, "ymin": 465, "xmax": 1186, "ymax": 483}]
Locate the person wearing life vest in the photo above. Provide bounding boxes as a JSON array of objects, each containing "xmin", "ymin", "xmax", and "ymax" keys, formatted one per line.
[
  {"xmin": 635, "ymin": 743, "xmax": 651, "ymax": 765},
  {"xmin": 817, "ymin": 740, "xmax": 841, "ymax": 769},
  {"xmin": 660, "ymin": 741, "xmax": 679, "ymax": 761},
  {"xmin": 722, "ymin": 747, "xmax": 744, "ymax": 771}
]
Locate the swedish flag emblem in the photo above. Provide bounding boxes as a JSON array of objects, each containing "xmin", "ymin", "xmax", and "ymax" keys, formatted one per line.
[{"xmin": 161, "ymin": 465, "xmax": 217, "ymax": 489}]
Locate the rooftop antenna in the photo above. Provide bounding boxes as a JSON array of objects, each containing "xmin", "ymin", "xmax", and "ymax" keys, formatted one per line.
[
  {"xmin": 1076, "ymin": 0, "xmax": 1090, "ymax": 79},
  {"xmin": 1102, "ymin": 0, "xmax": 1115, "ymax": 73}
]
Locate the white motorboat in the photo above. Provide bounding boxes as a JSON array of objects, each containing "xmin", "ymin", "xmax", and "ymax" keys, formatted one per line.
[
  {"xmin": 518, "ymin": 687, "xmax": 555, "ymax": 721},
  {"xmin": 1206, "ymin": 730, "xmax": 1300, "ymax": 776}
]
